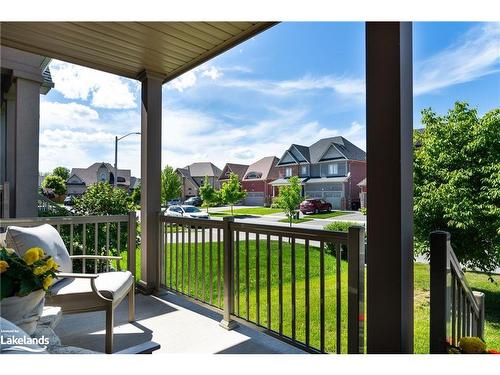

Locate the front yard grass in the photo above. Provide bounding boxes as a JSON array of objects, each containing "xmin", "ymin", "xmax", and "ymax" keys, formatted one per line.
[
  {"xmin": 303, "ymin": 211, "xmax": 350, "ymax": 219},
  {"xmin": 122, "ymin": 239, "xmax": 499, "ymax": 353},
  {"xmin": 210, "ymin": 207, "xmax": 283, "ymax": 217},
  {"xmin": 278, "ymin": 217, "xmax": 313, "ymax": 224}
]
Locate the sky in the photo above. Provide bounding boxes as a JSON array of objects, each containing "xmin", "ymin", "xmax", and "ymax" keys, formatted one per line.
[{"xmin": 39, "ymin": 22, "xmax": 500, "ymax": 177}]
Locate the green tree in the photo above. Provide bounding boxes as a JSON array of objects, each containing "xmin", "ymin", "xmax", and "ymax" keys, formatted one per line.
[
  {"xmin": 219, "ymin": 172, "xmax": 246, "ymax": 215},
  {"xmin": 74, "ymin": 182, "xmax": 129, "ymax": 215},
  {"xmin": 199, "ymin": 176, "xmax": 218, "ymax": 213},
  {"xmin": 42, "ymin": 174, "xmax": 67, "ymax": 196},
  {"xmin": 53, "ymin": 166, "xmax": 70, "ymax": 181},
  {"xmin": 414, "ymin": 102, "xmax": 500, "ymax": 273},
  {"xmin": 129, "ymin": 185, "xmax": 141, "ymax": 209},
  {"xmin": 273, "ymin": 176, "xmax": 303, "ymax": 227},
  {"xmin": 161, "ymin": 166, "xmax": 182, "ymax": 205}
]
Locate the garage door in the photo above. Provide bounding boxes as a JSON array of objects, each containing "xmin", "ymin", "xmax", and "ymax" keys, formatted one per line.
[
  {"xmin": 244, "ymin": 192, "xmax": 265, "ymax": 206},
  {"xmin": 306, "ymin": 191, "xmax": 343, "ymax": 209}
]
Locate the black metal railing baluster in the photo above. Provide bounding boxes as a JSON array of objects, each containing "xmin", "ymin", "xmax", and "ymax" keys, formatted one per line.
[
  {"xmin": 320, "ymin": 241, "xmax": 325, "ymax": 353},
  {"xmin": 245, "ymin": 231, "xmax": 250, "ymax": 321},
  {"xmin": 305, "ymin": 238, "xmax": 310, "ymax": 347},
  {"xmin": 291, "ymin": 237, "xmax": 296, "ymax": 341},
  {"xmin": 256, "ymin": 233, "xmax": 260, "ymax": 326},
  {"xmin": 279, "ymin": 236, "xmax": 283, "ymax": 336},
  {"xmin": 267, "ymin": 234, "xmax": 271, "ymax": 330}
]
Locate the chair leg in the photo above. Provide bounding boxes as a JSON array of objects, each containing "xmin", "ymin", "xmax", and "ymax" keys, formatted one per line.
[
  {"xmin": 128, "ymin": 286, "xmax": 135, "ymax": 322},
  {"xmin": 105, "ymin": 305, "xmax": 114, "ymax": 354}
]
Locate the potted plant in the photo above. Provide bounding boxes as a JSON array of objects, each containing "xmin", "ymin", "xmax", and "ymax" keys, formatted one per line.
[{"xmin": 0, "ymin": 246, "xmax": 58, "ymax": 335}]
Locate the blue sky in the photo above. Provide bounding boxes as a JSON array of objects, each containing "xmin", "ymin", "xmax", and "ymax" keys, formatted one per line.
[{"xmin": 39, "ymin": 22, "xmax": 500, "ymax": 176}]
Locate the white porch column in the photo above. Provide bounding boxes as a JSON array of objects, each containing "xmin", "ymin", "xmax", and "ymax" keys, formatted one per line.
[
  {"xmin": 14, "ymin": 77, "xmax": 42, "ymax": 218},
  {"xmin": 366, "ymin": 22, "xmax": 414, "ymax": 353},
  {"xmin": 138, "ymin": 71, "xmax": 163, "ymax": 293}
]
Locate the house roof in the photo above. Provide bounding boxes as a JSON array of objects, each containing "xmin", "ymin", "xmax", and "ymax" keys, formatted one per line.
[
  {"xmin": 306, "ymin": 176, "xmax": 349, "ymax": 184},
  {"xmin": 309, "ymin": 136, "xmax": 366, "ymax": 163},
  {"xmin": 243, "ymin": 156, "xmax": 279, "ymax": 181},
  {"xmin": 68, "ymin": 162, "xmax": 131, "ymax": 187},
  {"xmin": 270, "ymin": 177, "xmax": 308, "ymax": 186},
  {"xmin": 219, "ymin": 163, "xmax": 248, "ymax": 181},
  {"xmin": 0, "ymin": 22, "xmax": 276, "ymax": 83},
  {"xmin": 184, "ymin": 162, "xmax": 222, "ymax": 178}
]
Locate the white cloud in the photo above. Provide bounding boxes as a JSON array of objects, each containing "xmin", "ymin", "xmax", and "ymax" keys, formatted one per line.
[
  {"xmin": 201, "ymin": 66, "xmax": 222, "ymax": 80},
  {"xmin": 218, "ymin": 74, "xmax": 365, "ymax": 99},
  {"xmin": 415, "ymin": 22, "xmax": 500, "ymax": 95},
  {"xmin": 40, "ymin": 101, "xmax": 99, "ymax": 128},
  {"xmin": 49, "ymin": 60, "xmax": 138, "ymax": 109},
  {"xmin": 167, "ymin": 71, "xmax": 197, "ymax": 92}
]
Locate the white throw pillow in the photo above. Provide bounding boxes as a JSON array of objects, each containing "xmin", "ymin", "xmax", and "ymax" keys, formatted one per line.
[{"xmin": 5, "ymin": 224, "xmax": 72, "ymax": 283}]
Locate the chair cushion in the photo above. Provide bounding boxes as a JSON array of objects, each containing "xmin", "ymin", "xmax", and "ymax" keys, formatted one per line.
[
  {"xmin": 0, "ymin": 232, "xmax": 6, "ymax": 247},
  {"xmin": 5, "ymin": 224, "xmax": 72, "ymax": 282},
  {"xmin": 47, "ymin": 271, "xmax": 134, "ymax": 312}
]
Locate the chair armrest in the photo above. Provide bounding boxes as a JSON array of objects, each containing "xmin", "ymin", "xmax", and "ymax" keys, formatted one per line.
[
  {"xmin": 70, "ymin": 255, "xmax": 123, "ymax": 261},
  {"xmin": 56, "ymin": 272, "xmax": 99, "ymax": 279},
  {"xmin": 115, "ymin": 341, "xmax": 161, "ymax": 354}
]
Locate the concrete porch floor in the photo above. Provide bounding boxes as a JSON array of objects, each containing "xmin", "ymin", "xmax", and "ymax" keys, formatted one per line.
[{"xmin": 54, "ymin": 291, "xmax": 305, "ymax": 354}]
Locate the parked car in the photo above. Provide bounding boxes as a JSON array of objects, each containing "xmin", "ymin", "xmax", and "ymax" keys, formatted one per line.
[
  {"xmin": 164, "ymin": 205, "xmax": 209, "ymax": 219},
  {"xmin": 184, "ymin": 196, "xmax": 202, "ymax": 206},
  {"xmin": 167, "ymin": 198, "xmax": 182, "ymax": 206},
  {"xmin": 64, "ymin": 195, "xmax": 76, "ymax": 206},
  {"xmin": 299, "ymin": 198, "xmax": 332, "ymax": 214}
]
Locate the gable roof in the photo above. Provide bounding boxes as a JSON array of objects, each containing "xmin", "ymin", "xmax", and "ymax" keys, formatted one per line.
[
  {"xmin": 184, "ymin": 162, "xmax": 222, "ymax": 178},
  {"xmin": 219, "ymin": 163, "xmax": 249, "ymax": 181},
  {"xmin": 243, "ymin": 156, "xmax": 279, "ymax": 181},
  {"xmin": 309, "ymin": 136, "xmax": 366, "ymax": 163},
  {"xmin": 291, "ymin": 144, "xmax": 310, "ymax": 162},
  {"xmin": 68, "ymin": 162, "xmax": 131, "ymax": 186}
]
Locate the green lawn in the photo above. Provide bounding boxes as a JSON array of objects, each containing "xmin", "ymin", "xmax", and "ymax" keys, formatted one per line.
[
  {"xmin": 278, "ymin": 217, "xmax": 313, "ymax": 224},
  {"xmin": 303, "ymin": 211, "xmax": 350, "ymax": 219},
  {"xmin": 210, "ymin": 207, "xmax": 283, "ymax": 217},
  {"xmin": 122, "ymin": 240, "xmax": 499, "ymax": 353}
]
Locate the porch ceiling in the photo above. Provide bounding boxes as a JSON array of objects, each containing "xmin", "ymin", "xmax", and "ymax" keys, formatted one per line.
[{"xmin": 0, "ymin": 22, "xmax": 276, "ymax": 82}]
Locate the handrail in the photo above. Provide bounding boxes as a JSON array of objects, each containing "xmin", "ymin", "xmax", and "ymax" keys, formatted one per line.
[
  {"xmin": 430, "ymin": 231, "xmax": 485, "ymax": 353},
  {"xmin": 0, "ymin": 213, "xmax": 137, "ymax": 281},
  {"xmin": 159, "ymin": 213, "xmax": 365, "ymax": 354}
]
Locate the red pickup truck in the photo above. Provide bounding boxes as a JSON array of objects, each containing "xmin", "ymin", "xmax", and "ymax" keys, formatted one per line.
[{"xmin": 299, "ymin": 198, "xmax": 332, "ymax": 214}]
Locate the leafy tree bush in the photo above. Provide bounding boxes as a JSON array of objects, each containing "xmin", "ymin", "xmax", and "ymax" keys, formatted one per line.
[
  {"xmin": 199, "ymin": 176, "xmax": 218, "ymax": 212},
  {"xmin": 129, "ymin": 185, "xmax": 141, "ymax": 209},
  {"xmin": 161, "ymin": 165, "xmax": 181, "ymax": 205},
  {"xmin": 273, "ymin": 176, "xmax": 303, "ymax": 227},
  {"xmin": 218, "ymin": 172, "xmax": 247, "ymax": 215},
  {"xmin": 42, "ymin": 174, "xmax": 67, "ymax": 196},
  {"xmin": 53, "ymin": 166, "xmax": 70, "ymax": 181},
  {"xmin": 69, "ymin": 182, "xmax": 133, "ymax": 273},
  {"xmin": 414, "ymin": 102, "xmax": 499, "ymax": 273}
]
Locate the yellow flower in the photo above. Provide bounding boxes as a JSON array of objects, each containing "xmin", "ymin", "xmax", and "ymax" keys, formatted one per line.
[
  {"xmin": 43, "ymin": 276, "xmax": 53, "ymax": 290},
  {"xmin": 23, "ymin": 247, "xmax": 42, "ymax": 265},
  {"xmin": 0, "ymin": 260, "xmax": 9, "ymax": 273},
  {"xmin": 46, "ymin": 258, "xmax": 59, "ymax": 270},
  {"xmin": 458, "ymin": 337, "xmax": 486, "ymax": 354},
  {"xmin": 34, "ymin": 265, "xmax": 47, "ymax": 275}
]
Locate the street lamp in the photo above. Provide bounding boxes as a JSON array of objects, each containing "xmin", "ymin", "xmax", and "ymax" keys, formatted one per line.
[{"xmin": 114, "ymin": 132, "xmax": 140, "ymax": 188}]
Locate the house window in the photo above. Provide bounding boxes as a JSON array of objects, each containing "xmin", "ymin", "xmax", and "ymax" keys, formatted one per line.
[
  {"xmin": 328, "ymin": 163, "xmax": 338, "ymax": 175},
  {"xmin": 300, "ymin": 165, "xmax": 308, "ymax": 176},
  {"xmin": 285, "ymin": 167, "xmax": 292, "ymax": 177}
]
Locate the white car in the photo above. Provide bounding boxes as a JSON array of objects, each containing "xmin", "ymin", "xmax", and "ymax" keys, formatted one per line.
[{"xmin": 164, "ymin": 205, "xmax": 210, "ymax": 219}]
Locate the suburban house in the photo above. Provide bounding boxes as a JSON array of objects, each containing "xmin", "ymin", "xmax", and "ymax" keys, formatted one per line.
[
  {"xmin": 66, "ymin": 162, "xmax": 131, "ymax": 196},
  {"xmin": 241, "ymin": 156, "xmax": 279, "ymax": 206},
  {"xmin": 218, "ymin": 162, "xmax": 249, "ymax": 183},
  {"xmin": 176, "ymin": 162, "xmax": 222, "ymax": 200},
  {"xmin": 271, "ymin": 136, "xmax": 366, "ymax": 210},
  {"xmin": 358, "ymin": 178, "xmax": 367, "ymax": 208}
]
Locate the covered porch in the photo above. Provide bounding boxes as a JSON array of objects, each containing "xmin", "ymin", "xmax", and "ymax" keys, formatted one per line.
[{"xmin": 1, "ymin": 21, "xmax": 422, "ymax": 353}]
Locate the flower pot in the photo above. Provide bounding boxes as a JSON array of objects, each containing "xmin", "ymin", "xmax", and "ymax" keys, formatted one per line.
[{"xmin": 0, "ymin": 289, "xmax": 46, "ymax": 335}]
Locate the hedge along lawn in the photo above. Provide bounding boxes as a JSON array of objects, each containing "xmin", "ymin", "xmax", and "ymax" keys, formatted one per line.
[{"xmin": 120, "ymin": 239, "xmax": 500, "ymax": 353}]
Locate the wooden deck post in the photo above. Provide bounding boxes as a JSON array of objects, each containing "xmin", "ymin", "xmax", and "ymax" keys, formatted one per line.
[
  {"xmin": 348, "ymin": 226, "xmax": 366, "ymax": 354},
  {"xmin": 366, "ymin": 22, "xmax": 414, "ymax": 353},
  {"xmin": 220, "ymin": 216, "xmax": 238, "ymax": 330},
  {"xmin": 430, "ymin": 231, "xmax": 450, "ymax": 353},
  {"xmin": 138, "ymin": 71, "xmax": 163, "ymax": 294}
]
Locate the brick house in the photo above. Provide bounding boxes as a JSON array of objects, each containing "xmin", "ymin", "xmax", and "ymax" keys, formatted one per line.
[
  {"xmin": 271, "ymin": 136, "xmax": 366, "ymax": 210},
  {"xmin": 66, "ymin": 162, "xmax": 131, "ymax": 196},
  {"xmin": 176, "ymin": 162, "xmax": 222, "ymax": 200}
]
